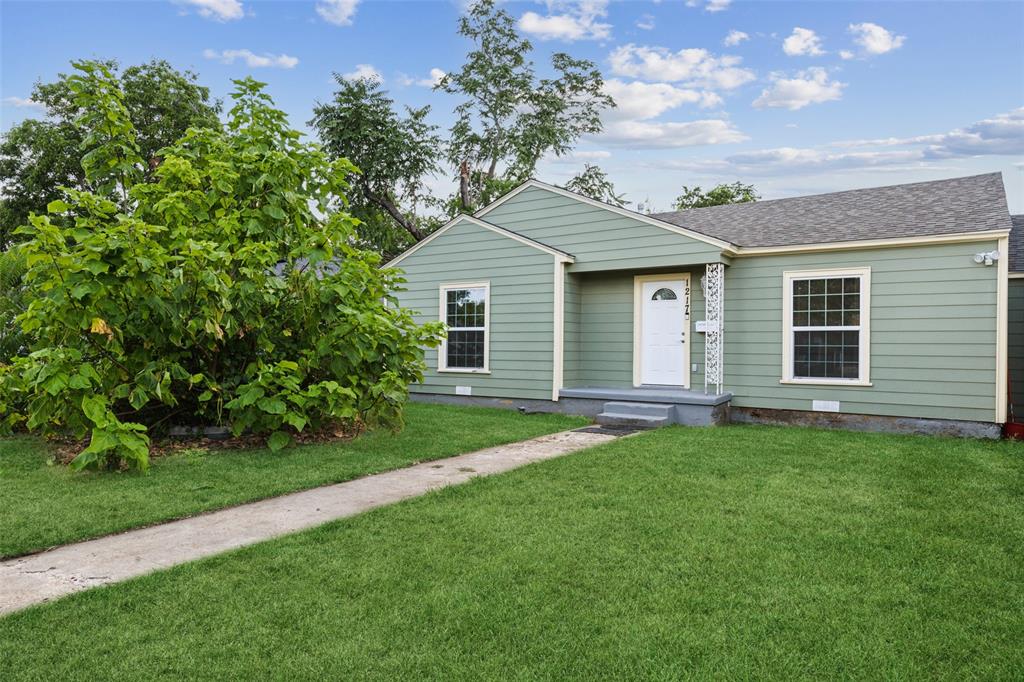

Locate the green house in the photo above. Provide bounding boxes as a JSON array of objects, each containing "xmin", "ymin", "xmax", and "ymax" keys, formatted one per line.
[{"xmin": 388, "ymin": 173, "xmax": 1015, "ymax": 437}]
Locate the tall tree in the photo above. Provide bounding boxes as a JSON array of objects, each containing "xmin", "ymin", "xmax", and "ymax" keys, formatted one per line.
[
  {"xmin": 438, "ymin": 0, "xmax": 614, "ymax": 211},
  {"xmin": 674, "ymin": 182, "xmax": 759, "ymax": 210},
  {"xmin": 0, "ymin": 59, "xmax": 220, "ymax": 248},
  {"xmin": 564, "ymin": 164, "xmax": 627, "ymax": 207},
  {"xmin": 310, "ymin": 76, "xmax": 443, "ymax": 258}
]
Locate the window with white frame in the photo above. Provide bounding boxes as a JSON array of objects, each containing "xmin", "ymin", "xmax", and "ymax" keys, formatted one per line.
[
  {"xmin": 439, "ymin": 283, "xmax": 489, "ymax": 371},
  {"xmin": 783, "ymin": 268, "xmax": 870, "ymax": 384}
]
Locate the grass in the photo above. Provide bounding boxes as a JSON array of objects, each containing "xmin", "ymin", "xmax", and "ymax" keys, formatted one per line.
[
  {"xmin": 2, "ymin": 424, "xmax": 1021, "ymax": 679},
  {"xmin": 0, "ymin": 402, "xmax": 586, "ymax": 558}
]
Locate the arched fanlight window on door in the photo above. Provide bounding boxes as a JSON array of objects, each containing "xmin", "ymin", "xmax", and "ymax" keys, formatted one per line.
[{"xmin": 651, "ymin": 287, "xmax": 678, "ymax": 301}]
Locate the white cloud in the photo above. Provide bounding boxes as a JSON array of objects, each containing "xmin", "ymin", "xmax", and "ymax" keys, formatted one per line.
[
  {"xmin": 839, "ymin": 50, "xmax": 855, "ymax": 60},
  {"xmin": 519, "ymin": 0, "xmax": 612, "ymax": 42},
  {"xmin": 672, "ymin": 147, "xmax": 921, "ymax": 175},
  {"xmin": 723, "ymin": 30, "xmax": 749, "ymax": 47},
  {"xmin": 848, "ymin": 22, "xmax": 905, "ymax": 56},
  {"xmin": 548, "ymin": 149, "xmax": 613, "ymax": 164},
  {"xmin": 608, "ymin": 44, "xmax": 755, "ymax": 90},
  {"xmin": 316, "ymin": 0, "xmax": 359, "ymax": 26},
  {"xmin": 203, "ymin": 48, "xmax": 299, "ymax": 69},
  {"xmin": 422, "ymin": 67, "xmax": 446, "ymax": 87},
  {"xmin": 782, "ymin": 27, "xmax": 825, "ymax": 56},
  {"xmin": 752, "ymin": 67, "xmax": 845, "ymax": 110},
  {"xmin": 177, "ymin": 0, "xmax": 244, "ymax": 21},
  {"xmin": 2, "ymin": 96, "xmax": 44, "ymax": 110},
  {"xmin": 603, "ymin": 79, "xmax": 721, "ymax": 121},
  {"xmin": 672, "ymin": 108, "xmax": 1024, "ymax": 177},
  {"xmin": 400, "ymin": 67, "xmax": 446, "ymax": 87},
  {"xmin": 342, "ymin": 63, "xmax": 383, "ymax": 81},
  {"xmin": 636, "ymin": 13, "xmax": 655, "ymax": 31},
  {"xmin": 600, "ymin": 119, "xmax": 747, "ymax": 148},
  {"xmin": 835, "ymin": 108, "xmax": 1024, "ymax": 158},
  {"xmin": 705, "ymin": 0, "xmax": 731, "ymax": 12}
]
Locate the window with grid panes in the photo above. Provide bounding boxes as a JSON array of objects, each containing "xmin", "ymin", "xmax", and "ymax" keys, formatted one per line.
[
  {"xmin": 791, "ymin": 275, "xmax": 862, "ymax": 380},
  {"xmin": 441, "ymin": 285, "xmax": 487, "ymax": 370}
]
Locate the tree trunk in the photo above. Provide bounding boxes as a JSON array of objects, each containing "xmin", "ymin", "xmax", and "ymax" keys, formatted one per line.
[
  {"xmin": 459, "ymin": 160, "xmax": 472, "ymax": 211},
  {"xmin": 369, "ymin": 190, "xmax": 425, "ymax": 241}
]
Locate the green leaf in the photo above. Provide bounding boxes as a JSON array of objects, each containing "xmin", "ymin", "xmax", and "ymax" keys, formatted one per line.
[
  {"xmin": 128, "ymin": 387, "xmax": 149, "ymax": 410},
  {"xmin": 283, "ymin": 412, "xmax": 307, "ymax": 431},
  {"xmin": 83, "ymin": 260, "xmax": 109, "ymax": 275},
  {"xmin": 81, "ymin": 395, "xmax": 108, "ymax": 426},
  {"xmin": 267, "ymin": 431, "xmax": 290, "ymax": 452},
  {"xmin": 257, "ymin": 397, "xmax": 287, "ymax": 415},
  {"xmin": 47, "ymin": 199, "xmax": 70, "ymax": 214}
]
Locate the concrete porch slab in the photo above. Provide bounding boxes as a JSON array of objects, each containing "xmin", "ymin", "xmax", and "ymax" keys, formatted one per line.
[{"xmin": 559, "ymin": 386, "xmax": 733, "ymax": 406}]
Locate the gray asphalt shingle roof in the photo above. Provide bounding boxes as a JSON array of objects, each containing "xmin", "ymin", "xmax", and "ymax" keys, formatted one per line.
[
  {"xmin": 650, "ymin": 173, "xmax": 1012, "ymax": 248},
  {"xmin": 1010, "ymin": 214, "xmax": 1024, "ymax": 272}
]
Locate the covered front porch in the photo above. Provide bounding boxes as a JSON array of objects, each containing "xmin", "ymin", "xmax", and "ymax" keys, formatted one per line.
[{"xmin": 559, "ymin": 261, "xmax": 729, "ymax": 426}]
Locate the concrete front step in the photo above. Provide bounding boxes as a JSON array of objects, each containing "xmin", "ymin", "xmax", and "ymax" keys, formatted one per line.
[
  {"xmin": 596, "ymin": 412, "xmax": 670, "ymax": 429},
  {"xmin": 602, "ymin": 401, "xmax": 674, "ymax": 418}
]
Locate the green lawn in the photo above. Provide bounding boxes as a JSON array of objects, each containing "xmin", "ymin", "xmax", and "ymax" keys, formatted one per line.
[
  {"xmin": 2, "ymin": 425, "xmax": 1021, "ymax": 679},
  {"xmin": 0, "ymin": 402, "xmax": 586, "ymax": 558}
]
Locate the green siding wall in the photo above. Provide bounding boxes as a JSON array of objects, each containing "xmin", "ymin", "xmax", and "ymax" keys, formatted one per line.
[
  {"xmin": 392, "ymin": 219, "xmax": 555, "ymax": 400},
  {"xmin": 563, "ymin": 271, "xmax": 581, "ymax": 387},
  {"xmin": 724, "ymin": 241, "xmax": 1000, "ymax": 422},
  {"xmin": 483, "ymin": 187, "xmax": 726, "ymax": 272},
  {"xmin": 1008, "ymin": 278, "xmax": 1024, "ymax": 419},
  {"xmin": 566, "ymin": 268, "xmax": 707, "ymax": 389}
]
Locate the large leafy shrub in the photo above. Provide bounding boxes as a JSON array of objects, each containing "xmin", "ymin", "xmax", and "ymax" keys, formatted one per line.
[
  {"xmin": 0, "ymin": 249, "xmax": 29, "ymax": 362},
  {"xmin": 3, "ymin": 62, "xmax": 443, "ymax": 471}
]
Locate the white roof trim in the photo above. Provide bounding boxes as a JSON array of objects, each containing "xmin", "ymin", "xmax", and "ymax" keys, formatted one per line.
[
  {"xmin": 384, "ymin": 214, "xmax": 574, "ymax": 268},
  {"xmin": 474, "ymin": 179, "xmax": 735, "ymax": 252},
  {"xmin": 731, "ymin": 229, "xmax": 1011, "ymax": 256}
]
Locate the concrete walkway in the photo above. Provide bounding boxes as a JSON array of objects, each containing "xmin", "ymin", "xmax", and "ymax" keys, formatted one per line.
[{"xmin": 0, "ymin": 429, "xmax": 616, "ymax": 616}]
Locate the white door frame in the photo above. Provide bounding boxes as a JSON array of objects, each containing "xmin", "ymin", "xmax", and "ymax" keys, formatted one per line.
[{"xmin": 632, "ymin": 273, "xmax": 691, "ymax": 388}]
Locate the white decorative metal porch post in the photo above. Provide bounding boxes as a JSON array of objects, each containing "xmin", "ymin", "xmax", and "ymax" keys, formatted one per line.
[{"xmin": 704, "ymin": 262, "xmax": 724, "ymax": 395}]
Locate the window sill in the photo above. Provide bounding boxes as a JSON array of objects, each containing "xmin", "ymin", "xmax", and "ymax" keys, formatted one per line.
[
  {"xmin": 779, "ymin": 378, "xmax": 872, "ymax": 387},
  {"xmin": 438, "ymin": 369, "xmax": 491, "ymax": 375}
]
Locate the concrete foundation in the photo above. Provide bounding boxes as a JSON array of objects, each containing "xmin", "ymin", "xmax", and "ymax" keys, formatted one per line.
[
  {"xmin": 412, "ymin": 392, "xmax": 1000, "ymax": 439},
  {"xmin": 732, "ymin": 406, "xmax": 1002, "ymax": 439},
  {"xmin": 412, "ymin": 386, "xmax": 733, "ymax": 427},
  {"xmin": 410, "ymin": 392, "xmax": 607, "ymax": 418}
]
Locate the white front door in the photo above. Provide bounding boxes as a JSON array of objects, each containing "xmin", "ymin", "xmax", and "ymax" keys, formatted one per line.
[{"xmin": 640, "ymin": 278, "xmax": 688, "ymax": 386}]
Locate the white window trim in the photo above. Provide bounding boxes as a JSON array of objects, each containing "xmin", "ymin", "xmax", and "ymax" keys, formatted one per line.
[
  {"xmin": 781, "ymin": 267, "xmax": 872, "ymax": 387},
  {"xmin": 438, "ymin": 281, "xmax": 491, "ymax": 374}
]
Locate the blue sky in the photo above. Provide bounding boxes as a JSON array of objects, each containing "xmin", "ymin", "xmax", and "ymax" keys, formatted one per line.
[{"xmin": 2, "ymin": 0, "xmax": 1022, "ymax": 212}]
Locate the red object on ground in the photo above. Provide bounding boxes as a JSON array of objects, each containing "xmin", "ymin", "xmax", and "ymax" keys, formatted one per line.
[{"xmin": 1004, "ymin": 373, "xmax": 1023, "ymax": 439}]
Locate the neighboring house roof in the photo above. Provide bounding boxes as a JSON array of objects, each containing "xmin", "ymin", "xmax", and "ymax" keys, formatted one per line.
[
  {"xmin": 384, "ymin": 213, "xmax": 574, "ymax": 268},
  {"xmin": 1010, "ymin": 214, "xmax": 1024, "ymax": 272},
  {"xmin": 650, "ymin": 173, "xmax": 1012, "ymax": 248}
]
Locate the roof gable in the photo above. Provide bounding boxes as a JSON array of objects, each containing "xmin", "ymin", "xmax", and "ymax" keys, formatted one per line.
[
  {"xmin": 475, "ymin": 182, "xmax": 731, "ymax": 271},
  {"xmin": 477, "ymin": 180, "xmax": 734, "ymax": 250},
  {"xmin": 384, "ymin": 214, "xmax": 572, "ymax": 268}
]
